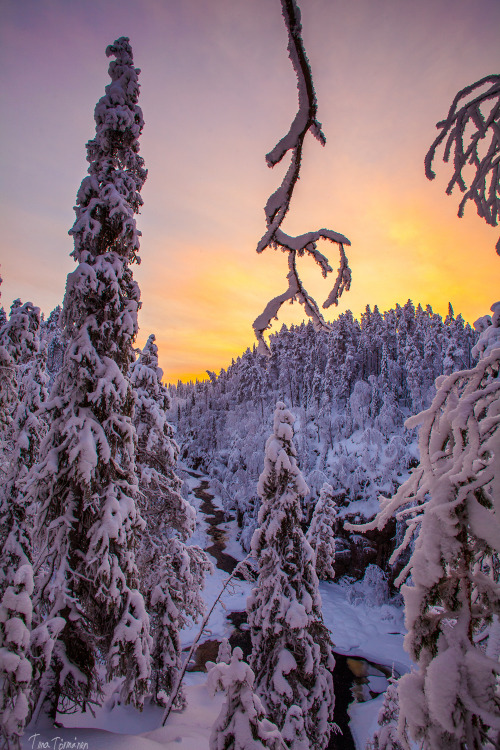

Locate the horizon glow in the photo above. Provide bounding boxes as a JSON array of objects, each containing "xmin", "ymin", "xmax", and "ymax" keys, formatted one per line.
[{"xmin": 1, "ymin": 0, "xmax": 499, "ymax": 382}]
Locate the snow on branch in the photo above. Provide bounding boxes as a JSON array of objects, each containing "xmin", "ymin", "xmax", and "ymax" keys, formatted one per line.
[
  {"xmin": 425, "ymin": 74, "xmax": 500, "ymax": 254},
  {"xmin": 253, "ymin": 0, "xmax": 351, "ymax": 355},
  {"xmin": 346, "ymin": 319, "xmax": 500, "ymax": 746},
  {"xmin": 347, "ymin": 344, "xmax": 500, "ymax": 583}
]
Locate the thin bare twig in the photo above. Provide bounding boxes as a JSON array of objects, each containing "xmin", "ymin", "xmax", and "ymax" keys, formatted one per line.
[{"xmin": 161, "ymin": 556, "xmax": 253, "ymax": 727}]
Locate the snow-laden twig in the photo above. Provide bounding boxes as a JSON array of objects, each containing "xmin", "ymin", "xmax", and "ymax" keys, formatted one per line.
[
  {"xmin": 425, "ymin": 74, "xmax": 500, "ymax": 254},
  {"xmin": 254, "ymin": 0, "xmax": 351, "ymax": 355},
  {"xmin": 160, "ymin": 556, "xmax": 254, "ymax": 727}
]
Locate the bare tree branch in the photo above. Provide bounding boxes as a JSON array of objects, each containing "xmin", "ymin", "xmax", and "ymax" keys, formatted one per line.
[
  {"xmin": 161, "ymin": 557, "xmax": 253, "ymax": 727},
  {"xmin": 425, "ymin": 74, "xmax": 500, "ymax": 255},
  {"xmin": 254, "ymin": 0, "xmax": 351, "ymax": 355}
]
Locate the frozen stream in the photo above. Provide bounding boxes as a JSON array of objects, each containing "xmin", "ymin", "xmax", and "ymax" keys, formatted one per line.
[
  {"xmin": 21, "ymin": 472, "xmax": 408, "ymax": 750},
  {"xmin": 186, "ymin": 474, "xmax": 406, "ymax": 750}
]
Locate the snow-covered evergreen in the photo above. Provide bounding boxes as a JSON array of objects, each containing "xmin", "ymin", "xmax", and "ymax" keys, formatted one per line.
[
  {"xmin": 217, "ymin": 637, "xmax": 232, "ymax": 664},
  {"xmin": 0, "ymin": 303, "xmax": 47, "ymax": 748},
  {"xmin": 0, "ymin": 300, "xmax": 41, "ymax": 367},
  {"xmin": 366, "ymin": 677, "xmax": 405, "ymax": 750},
  {"xmin": 27, "ymin": 36, "xmax": 151, "ymax": 719},
  {"xmin": 130, "ymin": 334, "xmax": 195, "ymax": 544},
  {"xmin": 0, "ymin": 344, "xmax": 16, "ymax": 446},
  {"xmin": 0, "ymin": 332, "xmax": 48, "ymax": 579},
  {"xmin": 0, "ymin": 565, "xmax": 34, "ymax": 750},
  {"xmin": 41, "ymin": 306, "xmax": 65, "ymax": 388},
  {"xmin": 306, "ymin": 482, "xmax": 337, "ymax": 581},
  {"xmin": 149, "ymin": 538, "xmax": 212, "ymax": 707},
  {"xmin": 207, "ymin": 646, "xmax": 289, "ymax": 750},
  {"xmin": 247, "ymin": 402, "xmax": 335, "ymax": 749},
  {"xmin": 472, "ymin": 301, "xmax": 500, "ymax": 359},
  {"xmin": 130, "ymin": 333, "xmax": 211, "ymax": 706},
  {"xmin": 349, "ymin": 302, "xmax": 500, "ymax": 748}
]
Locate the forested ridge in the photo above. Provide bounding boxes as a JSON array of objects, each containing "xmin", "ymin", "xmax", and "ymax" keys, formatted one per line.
[{"xmin": 170, "ymin": 302, "xmax": 477, "ymax": 565}]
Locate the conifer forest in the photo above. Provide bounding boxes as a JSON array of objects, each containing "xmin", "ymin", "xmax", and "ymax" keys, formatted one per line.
[{"xmin": 0, "ymin": 1, "xmax": 499, "ymax": 748}]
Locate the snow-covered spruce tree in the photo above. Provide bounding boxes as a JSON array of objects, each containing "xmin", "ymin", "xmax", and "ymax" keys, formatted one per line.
[
  {"xmin": 0, "ymin": 275, "xmax": 5, "ymax": 325},
  {"xmin": 0, "ymin": 301, "xmax": 41, "ymax": 369},
  {"xmin": 130, "ymin": 334, "xmax": 195, "ymax": 544},
  {"xmin": 41, "ymin": 306, "xmax": 65, "ymax": 388},
  {"xmin": 129, "ymin": 333, "xmax": 211, "ymax": 706},
  {"xmin": 0, "ymin": 300, "xmax": 43, "ymax": 483},
  {"xmin": 0, "ymin": 357, "xmax": 48, "ymax": 748},
  {"xmin": 0, "ymin": 565, "xmax": 34, "ymax": 750},
  {"xmin": 0, "ymin": 306, "xmax": 47, "ymax": 748},
  {"xmin": 217, "ymin": 638, "xmax": 232, "ymax": 664},
  {"xmin": 366, "ymin": 677, "xmax": 405, "ymax": 750},
  {"xmin": 306, "ymin": 482, "xmax": 337, "ymax": 581},
  {"xmin": 280, "ymin": 706, "xmax": 308, "ymax": 750},
  {"xmin": 0, "ymin": 304, "xmax": 46, "ymax": 563},
  {"xmin": 0, "ymin": 303, "xmax": 45, "ymax": 607},
  {"xmin": 247, "ymin": 402, "xmax": 335, "ymax": 750},
  {"xmin": 28, "ymin": 37, "xmax": 151, "ymax": 720},
  {"xmin": 207, "ymin": 646, "xmax": 289, "ymax": 750},
  {"xmin": 0, "ymin": 279, "xmax": 12, "ymax": 445},
  {"xmin": 347, "ymin": 303, "xmax": 500, "ymax": 749},
  {"xmin": 148, "ymin": 539, "xmax": 211, "ymax": 707},
  {"xmin": 0, "ymin": 344, "xmax": 16, "ymax": 439}
]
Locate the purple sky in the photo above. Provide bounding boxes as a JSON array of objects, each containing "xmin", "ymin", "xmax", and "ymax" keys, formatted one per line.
[{"xmin": 1, "ymin": 0, "xmax": 499, "ymax": 381}]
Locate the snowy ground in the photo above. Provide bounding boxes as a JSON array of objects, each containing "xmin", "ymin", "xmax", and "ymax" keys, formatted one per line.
[{"xmin": 23, "ymin": 471, "xmax": 410, "ymax": 750}]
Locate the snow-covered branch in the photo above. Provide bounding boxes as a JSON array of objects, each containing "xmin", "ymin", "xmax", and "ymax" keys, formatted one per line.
[
  {"xmin": 425, "ymin": 74, "xmax": 500, "ymax": 254},
  {"xmin": 346, "ymin": 305, "xmax": 500, "ymax": 748},
  {"xmin": 254, "ymin": 0, "xmax": 351, "ymax": 355}
]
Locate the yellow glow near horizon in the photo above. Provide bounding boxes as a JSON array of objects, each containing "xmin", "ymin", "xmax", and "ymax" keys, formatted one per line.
[
  {"xmin": 136, "ymin": 185, "xmax": 499, "ymax": 383},
  {"xmin": 2, "ymin": 0, "xmax": 499, "ymax": 384}
]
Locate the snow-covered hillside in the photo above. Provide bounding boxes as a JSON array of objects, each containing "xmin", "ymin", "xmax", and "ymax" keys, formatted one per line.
[{"xmin": 169, "ymin": 302, "xmax": 476, "ymax": 573}]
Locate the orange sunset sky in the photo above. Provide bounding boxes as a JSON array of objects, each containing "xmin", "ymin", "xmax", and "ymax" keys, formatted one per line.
[{"xmin": 1, "ymin": 0, "xmax": 499, "ymax": 382}]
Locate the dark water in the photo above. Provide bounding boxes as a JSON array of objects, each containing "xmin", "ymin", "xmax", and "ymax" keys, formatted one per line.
[
  {"xmin": 194, "ymin": 479, "xmax": 240, "ymax": 573},
  {"xmin": 190, "ymin": 476, "xmax": 362, "ymax": 749}
]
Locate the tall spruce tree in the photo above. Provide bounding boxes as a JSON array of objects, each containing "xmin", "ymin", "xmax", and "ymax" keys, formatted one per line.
[
  {"xmin": 129, "ymin": 334, "xmax": 195, "ymax": 544},
  {"xmin": 0, "ymin": 302, "xmax": 45, "ymax": 564},
  {"xmin": 28, "ymin": 37, "xmax": 151, "ymax": 720},
  {"xmin": 0, "ymin": 301, "xmax": 41, "ymax": 368},
  {"xmin": 366, "ymin": 677, "xmax": 405, "ymax": 750},
  {"xmin": 0, "ymin": 344, "xmax": 16, "ymax": 445},
  {"xmin": 0, "ymin": 303, "xmax": 47, "ymax": 749},
  {"xmin": 129, "ymin": 334, "xmax": 211, "ymax": 706},
  {"xmin": 247, "ymin": 402, "xmax": 335, "ymax": 750}
]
